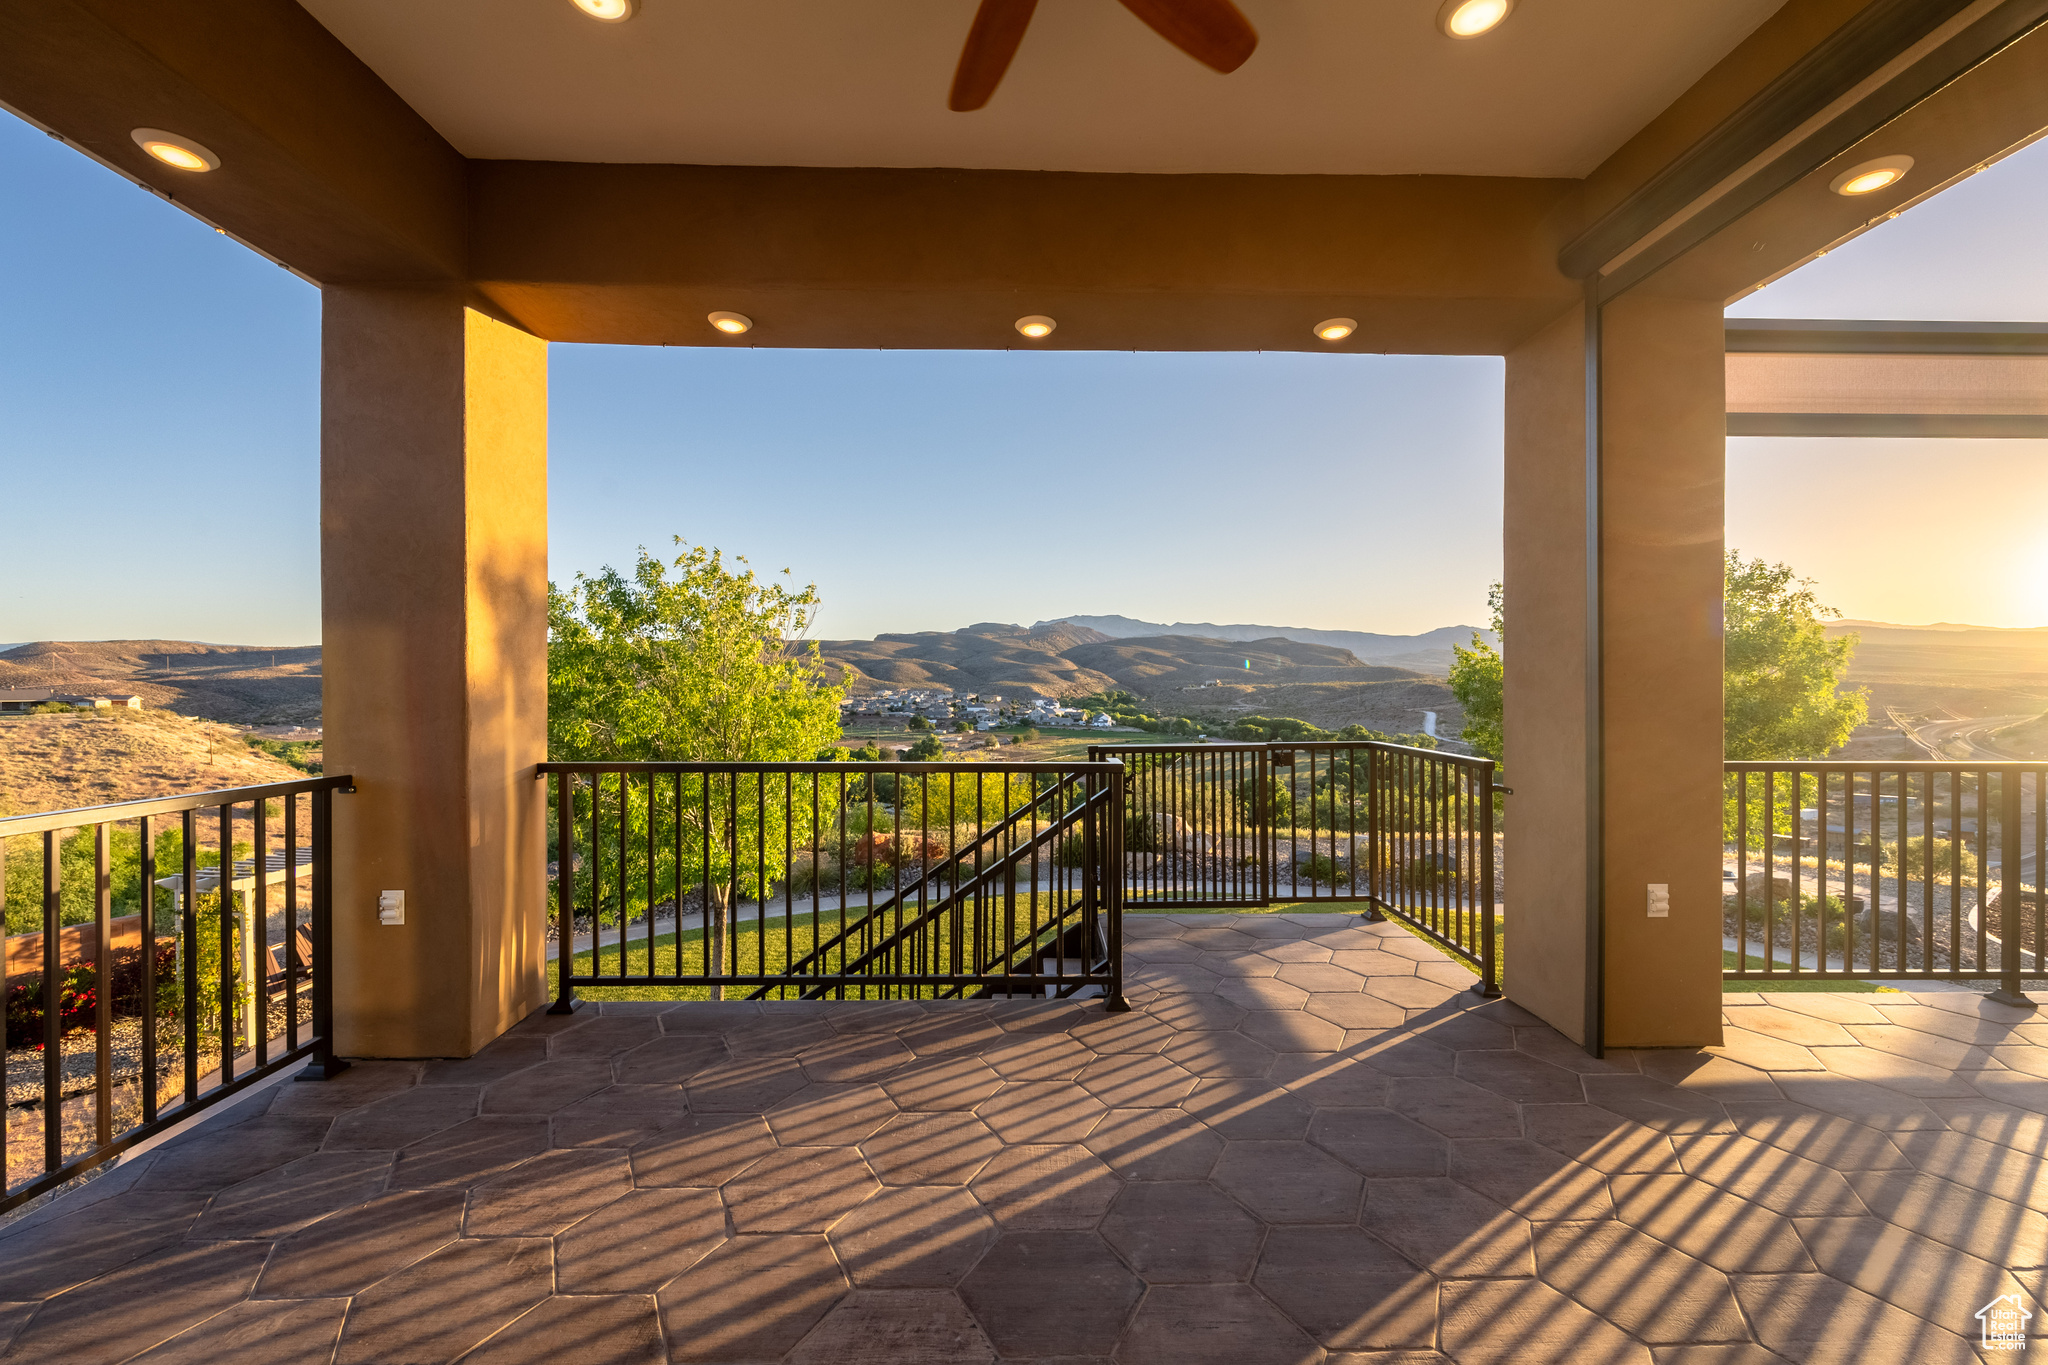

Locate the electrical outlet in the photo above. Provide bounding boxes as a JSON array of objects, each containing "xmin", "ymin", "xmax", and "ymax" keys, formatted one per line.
[
  {"xmin": 379, "ymin": 890, "xmax": 405, "ymax": 926},
  {"xmin": 1647, "ymin": 884, "xmax": 1670, "ymax": 918}
]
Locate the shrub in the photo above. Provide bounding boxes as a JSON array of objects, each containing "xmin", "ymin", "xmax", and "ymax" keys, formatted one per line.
[
  {"xmin": 5, "ymin": 941, "xmax": 180, "ymax": 1048},
  {"xmin": 1299, "ymin": 853, "xmax": 1348, "ymax": 886},
  {"xmin": 903, "ymin": 734, "xmax": 946, "ymax": 762}
]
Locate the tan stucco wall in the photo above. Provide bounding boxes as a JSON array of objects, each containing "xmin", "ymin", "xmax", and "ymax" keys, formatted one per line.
[
  {"xmin": 322, "ymin": 288, "xmax": 548, "ymax": 1057},
  {"xmin": 1502, "ymin": 304, "xmax": 1592, "ymax": 1045},
  {"xmin": 1598, "ymin": 292, "xmax": 1727, "ymax": 1049}
]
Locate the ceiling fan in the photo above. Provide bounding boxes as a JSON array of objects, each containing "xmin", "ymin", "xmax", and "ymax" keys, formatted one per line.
[{"xmin": 949, "ymin": 0, "xmax": 1259, "ymax": 111}]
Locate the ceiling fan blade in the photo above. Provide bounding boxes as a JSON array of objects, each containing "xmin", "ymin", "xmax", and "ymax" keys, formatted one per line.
[
  {"xmin": 950, "ymin": 0, "xmax": 1040, "ymax": 112},
  {"xmin": 1115, "ymin": 0, "xmax": 1258, "ymax": 73}
]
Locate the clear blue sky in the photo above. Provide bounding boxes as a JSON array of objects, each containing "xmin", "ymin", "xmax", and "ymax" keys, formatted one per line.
[{"xmin": 2, "ymin": 109, "xmax": 2044, "ymax": 644}]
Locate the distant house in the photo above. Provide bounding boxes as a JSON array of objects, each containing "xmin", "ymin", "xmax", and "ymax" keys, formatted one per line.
[
  {"xmin": 1088, "ymin": 713, "xmax": 1115, "ymax": 729},
  {"xmin": 0, "ymin": 689, "xmax": 142, "ymax": 713}
]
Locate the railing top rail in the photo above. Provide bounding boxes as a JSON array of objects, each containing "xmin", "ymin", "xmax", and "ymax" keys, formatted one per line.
[
  {"xmin": 0, "ymin": 774, "xmax": 355, "ymax": 838},
  {"xmin": 1089, "ymin": 742, "xmax": 1271, "ymax": 754},
  {"xmin": 1725, "ymin": 759, "xmax": 2048, "ymax": 772},
  {"xmin": 537, "ymin": 760, "xmax": 1126, "ymax": 775}
]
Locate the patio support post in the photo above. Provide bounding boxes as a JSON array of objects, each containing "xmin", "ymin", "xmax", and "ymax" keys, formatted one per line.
[
  {"xmin": 321, "ymin": 287, "xmax": 550, "ymax": 1057},
  {"xmin": 1505, "ymin": 290, "xmax": 1726, "ymax": 1051}
]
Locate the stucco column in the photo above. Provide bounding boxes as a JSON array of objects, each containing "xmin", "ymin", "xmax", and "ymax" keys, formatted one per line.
[
  {"xmin": 321, "ymin": 288, "xmax": 549, "ymax": 1057},
  {"xmin": 1504, "ymin": 292, "xmax": 1726, "ymax": 1050}
]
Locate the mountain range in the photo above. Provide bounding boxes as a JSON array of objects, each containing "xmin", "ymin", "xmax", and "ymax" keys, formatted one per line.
[{"xmin": 1037, "ymin": 615, "xmax": 1491, "ymax": 673}]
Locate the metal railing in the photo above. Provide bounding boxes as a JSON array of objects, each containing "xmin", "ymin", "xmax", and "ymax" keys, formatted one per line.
[
  {"xmin": 1726, "ymin": 760, "xmax": 2047, "ymax": 1000},
  {"xmin": 0, "ymin": 775, "xmax": 349, "ymax": 1213},
  {"xmin": 1090, "ymin": 740, "xmax": 1500, "ymax": 994},
  {"xmin": 539, "ymin": 761, "xmax": 1126, "ymax": 1009}
]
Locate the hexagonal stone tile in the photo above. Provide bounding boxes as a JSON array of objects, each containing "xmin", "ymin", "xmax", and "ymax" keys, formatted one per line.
[
  {"xmin": 1215, "ymin": 977, "xmax": 1311, "ymax": 1011},
  {"xmin": 1365, "ymin": 976, "xmax": 1465, "ymax": 1010},
  {"xmin": 1337, "ymin": 1032, "xmax": 1458, "ymax": 1076},
  {"xmin": 1123, "ymin": 915, "xmax": 1185, "ymax": 939},
  {"xmin": 1728, "ymin": 1270, "xmax": 1980, "ymax": 1365},
  {"xmin": 1724, "ymin": 1099, "xmax": 1912, "ymax": 1171},
  {"xmin": 390, "ymin": 1116, "xmax": 551, "ymax": 1189},
  {"xmin": 1259, "ymin": 939, "xmax": 1335, "ymax": 964},
  {"xmin": 1163, "ymin": 1031, "xmax": 1276, "ymax": 1079},
  {"xmin": 1180, "ymin": 927, "xmax": 1259, "ymax": 953},
  {"xmin": 1201, "ymin": 952, "xmax": 1284, "ymax": 979},
  {"xmin": 990, "ymin": 1001, "xmax": 1100, "ymax": 1034},
  {"xmin": 630, "ymin": 1113, "xmax": 773, "ymax": 1186},
  {"xmin": 458, "ymin": 1293, "xmax": 665, "ymax": 1365},
  {"xmin": 1101, "ymin": 1180, "xmax": 1261, "ymax": 1282},
  {"xmin": 1212, "ymin": 1138, "xmax": 1363, "ymax": 1222},
  {"xmin": 1580, "ymin": 1075, "xmax": 1736, "ymax": 1134},
  {"xmin": 1532, "ymin": 1220, "xmax": 1748, "ymax": 1345},
  {"xmin": 1301, "ymin": 992, "xmax": 1406, "ymax": 1033},
  {"xmin": 685, "ymin": 1055, "xmax": 811, "ymax": 1112},
  {"xmin": 959, "ymin": 1231, "xmax": 1142, "ymax": 1358},
  {"xmin": 190, "ymin": 1151, "xmax": 393, "ymax": 1240},
  {"xmin": 1360, "ymin": 1177, "xmax": 1533, "ymax": 1278},
  {"xmin": 969, "ymin": 1145, "xmax": 1120, "ymax": 1228},
  {"xmin": 119, "ymin": 1298, "xmax": 349, "ymax": 1365},
  {"xmin": 1254, "ymin": 1225, "xmax": 1437, "ymax": 1350},
  {"xmin": 828, "ymin": 1185, "xmax": 997, "ymax": 1287},
  {"xmin": 1723, "ymin": 1004, "xmax": 1856, "ymax": 1048},
  {"xmin": 660, "ymin": 1001, "xmax": 764, "ymax": 1035},
  {"xmin": 893, "ymin": 1014, "xmax": 1007, "ymax": 1058},
  {"xmin": 1306, "ymin": 1107, "xmax": 1447, "ymax": 1177},
  {"xmin": 1522, "ymin": 1103, "xmax": 1681, "ymax": 1174},
  {"xmin": 658, "ymin": 1234, "xmax": 849, "ymax": 1362},
  {"xmin": 766, "ymin": 1083, "xmax": 900, "ymax": 1147},
  {"xmin": 1069, "ymin": 1009, "xmax": 1176, "ymax": 1055},
  {"xmin": 549, "ymin": 1085, "xmax": 693, "ymax": 1149},
  {"xmin": 326, "ymin": 1087, "xmax": 479, "ymax": 1150},
  {"xmin": 334, "ymin": 1237, "xmax": 552, "ymax": 1365},
  {"xmin": 254, "ymin": 1188, "xmax": 465, "ymax": 1298},
  {"xmin": 414, "ymin": 1039, "xmax": 542, "ymax": 1087},
  {"xmin": 785, "ymin": 1288, "xmax": 996, "ymax": 1364},
  {"xmin": 881, "ymin": 1057, "xmax": 1006, "ymax": 1111},
  {"xmin": 1138, "ymin": 994, "xmax": 1244, "ymax": 1035},
  {"xmin": 1274, "ymin": 963, "xmax": 1366, "ymax": 996},
  {"xmin": 556, "ymin": 1185, "xmax": 727, "ymax": 1293},
  {"xmin": 1455, "ymin": 1049, "xmax": 1583, "ymax": 1103},
  {"xmin": 1440, "ymin": 1277, "xmax": 1651, "ymax": 1365},
  {"xmin": 612, "ymin": 1034, "xmax": 731, "ymax": 1085},
  {"xmin": 1327, "ymin": 948, "xmax": 1420, "ymax": 977},
  {"xmin": 725, "ymin": 1146, "xmax": 881, "ymax": 1232},
  {"xmin": 722, "ymin": 1013, "xmax": 836, "ymax": 1056},
  {"xmin": 861, "ymin": 1112, "xmax": 1004, "ymax": 1186},
  {"xmin": 1608, "ymin": 1174, "xmax": 1813, "ymax": 1273},
  {"xmin": 1181, "ymin": 1078, "xmax": 1313, "ymax": 1141},
  {"xmin": 480, "ymin": 1059, "xmax": 616, "ymax": 1116},
  {"xmin": 1447, "ymin": 1137, "xmax": 1614, "ymax": 1220},
  {"xmin": 1269, "ymin": 1054, "xmax": 1389, "ymax": 1108},
  {"xmin": 1386, "ymin": 1075, "xmax": 1523, "ymax": 1139},
  {"xmin": 550, "ymin": 1014, "xmax": 662, "ymax": 1057},
  {"xmin": 1235, "ymin": 1010, "xmax": 1346, "ymax": 1054},
  {"xmin": 981, "ymin": 1032, "xmax": 1096, "ymax": 1081},
  {"xmin": 1115, "ymin": 1283, "xmax": 1321, "ymax": 1365},
  {"xmin": 797, "ymin": 1032, "xmax": 916, "ymax": 1084},
  {"xmin": 465, "ymin": 1147, "xmax": 634, "ymax": 1235},
  {"xmin": 977, "ymin": 1082, "xmax": 1107, "ymax": 1144},
  {"xmin": 1131, "ymin": 961, "xmax": 1224, "ymax": 994},
  {"xmin": 826, "ymin": 1000, "xmax": 928, "ymax": 1034},
  {"xmin": 1084, "ymin": 1107, "xmax": 1225, "ymax": 1181},
  {"xmin": 1076, "ymin": 1054, "xmax": 1202, "ymax": 1108},
  {"xmin": 1669, "ymin": 1131, "xmax": 1867, "ymax": 1217}
]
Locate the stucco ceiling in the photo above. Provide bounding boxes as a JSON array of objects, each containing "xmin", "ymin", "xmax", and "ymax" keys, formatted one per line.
[{"xmin": 298, "ymin": 0, "xmax": 1787, "ymax": 177}]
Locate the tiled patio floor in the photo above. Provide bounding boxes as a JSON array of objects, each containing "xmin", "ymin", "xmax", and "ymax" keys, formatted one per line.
[{"xmin": 4, "ymin": 913, "xmax": 2047, "ymax": 1364}]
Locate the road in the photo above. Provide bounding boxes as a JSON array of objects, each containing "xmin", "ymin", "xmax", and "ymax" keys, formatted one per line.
[{"xmin": 1890, "ymin": 707, "xmax": 2031, "ymax": 761}]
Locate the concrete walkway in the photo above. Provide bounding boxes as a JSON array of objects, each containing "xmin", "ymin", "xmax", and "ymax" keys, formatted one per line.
[{"xmin": 1, "ymin": 914, "xmax": 2043, "ymax": 1362}]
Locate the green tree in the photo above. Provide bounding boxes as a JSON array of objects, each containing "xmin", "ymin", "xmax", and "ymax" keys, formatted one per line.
[
  {"xmin": 1723, "ymin": 551, "xmax": 1866, "ymax": 760},
  {"xmin": 547, "ymin": 540, "xmax": 843, "ymax": 992},
  {"xmin": 1448, "ymin": 582, "xmax": 1504, "ymax": 764}
]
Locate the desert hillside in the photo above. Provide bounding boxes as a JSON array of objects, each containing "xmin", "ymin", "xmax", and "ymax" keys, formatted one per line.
[
  {"xmin": 0, "ymin": 640, "xmax": 321, "ymax": 726},
  {"xmin": 0, "ymin": 709, "xmax": 311, "ymax": 816}
]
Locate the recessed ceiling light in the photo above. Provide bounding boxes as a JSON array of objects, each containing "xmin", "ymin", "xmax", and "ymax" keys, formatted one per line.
[
  {"xmin": 568, "ymin": 0, "xmax": 635, "ymax": 20},
  {"xmin": 1829, "ymin": 155, "xmax": 1914, "ymax": 196},
  {"xmin": 1015, "ymin": 315, "xmax": 1056, "ymax": 339},
  {"xmin": 1315, "ymin": 318, "xmax": 1357, "ymax": 342},
  {"xmin": 1439, "ymin": 0, "xmax": 1514, "ymax": 38},
  {"xmin": 707, "ymin": 311, "xmax": 752, "ymax": 335},
  {"xmin": 130, "ymin": 128, "xmax": 218, "ymax": 172}
]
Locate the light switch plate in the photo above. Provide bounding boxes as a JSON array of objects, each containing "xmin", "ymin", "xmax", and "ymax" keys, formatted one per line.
[
  {"xmin": 1647, "ymin": 884, "xmax": 1670, "ymax": 918},
  {"xmin": 379, "ymin": 890, "xmax": 405, "ymax": 926}
]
